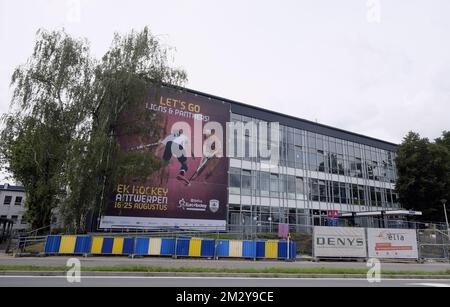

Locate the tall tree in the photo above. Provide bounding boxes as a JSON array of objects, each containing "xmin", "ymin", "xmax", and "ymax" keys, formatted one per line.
[
  {"xmin": 63, "ymin": 27, "xmax": 187, "ymax": 233},
  {"xmin": 0, "ymin": 27, "xmax": 187, "ymax": 232},
  {"xmin": 395, "ymin": 131, "xmax": 450, "ymax": 222},
  {"xmin": 0, "ymin": 29, "xmax": 93, "ymax": 230}
]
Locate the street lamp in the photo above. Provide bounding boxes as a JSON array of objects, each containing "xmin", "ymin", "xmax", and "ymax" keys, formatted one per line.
[{"xmin": 441, "ymin": 199, "xmax": 449, "ymax": 240}]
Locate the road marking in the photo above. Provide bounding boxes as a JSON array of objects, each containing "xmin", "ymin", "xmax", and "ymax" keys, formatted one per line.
[
  {"xmin": 411, "ymin": 283, "xmax": 450, "ymax": 287},
  {"xmin": 0, "ymin": 276, "xmax": 449, "ymax": 283}
]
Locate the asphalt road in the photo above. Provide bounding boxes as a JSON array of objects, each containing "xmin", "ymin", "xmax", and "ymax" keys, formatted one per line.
[
  {"xmin": 1, "ymin": 255, "xmax": 450, "ymax": 272},
  {"xmin": 0, "ymin": 276, "xmax": 450, "ymax": 287}
]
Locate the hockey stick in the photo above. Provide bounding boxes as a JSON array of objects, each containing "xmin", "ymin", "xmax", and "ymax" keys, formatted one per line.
[
  {"xmin": 187, "ymin": 156, "xmax": 212, "ymax": 183},
  {"xmin": 129, "ymin": 142, "xmax": 160, "ymax": 151}
]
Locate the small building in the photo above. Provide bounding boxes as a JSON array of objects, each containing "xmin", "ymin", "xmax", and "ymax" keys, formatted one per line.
[{"xmin": 0, "ymin": 183, "xmax": 28, "ymax": 230}]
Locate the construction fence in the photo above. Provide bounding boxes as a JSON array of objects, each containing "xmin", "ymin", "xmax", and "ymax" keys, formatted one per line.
[{"xmin": 9, "ymin": 218, "xmax": 450, "ymax": 262}]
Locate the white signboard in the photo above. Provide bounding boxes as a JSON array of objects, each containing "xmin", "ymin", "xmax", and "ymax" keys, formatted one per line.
[
  {"xmin": 367, "ymin": 228, "xmax": 418, "ymax": 259},
  {"xmin": 313, "ymin": 226, "xmax": 367, "ymax": 258}
]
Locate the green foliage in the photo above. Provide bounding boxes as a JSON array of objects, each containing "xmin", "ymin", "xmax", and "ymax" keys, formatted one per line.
[
  {"xmin": 0, "ymin": 30, "xmax": 93, "ymax": 230},
  {"xmin": 395, "ymin": 131, "xmax": 450, "ymax": 221},
  {"xmin": 0, "ymin": 27, "xmax": 187, "ymax": 233}
]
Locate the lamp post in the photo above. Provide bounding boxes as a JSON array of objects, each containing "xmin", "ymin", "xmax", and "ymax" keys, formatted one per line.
[{"xmin": 441, "ymin": 199, "xmax": 449, "ymax": 240}]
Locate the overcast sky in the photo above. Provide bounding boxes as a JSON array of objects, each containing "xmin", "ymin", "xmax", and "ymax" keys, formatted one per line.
[{"xmin": 0, "ymin": 0, "xmax": 449, "ymax": 148}]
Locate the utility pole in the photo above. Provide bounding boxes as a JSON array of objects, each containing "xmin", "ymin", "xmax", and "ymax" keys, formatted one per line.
[{"xmin": 441, "ymin": 199, "xmax": 449, "ymax": 240}]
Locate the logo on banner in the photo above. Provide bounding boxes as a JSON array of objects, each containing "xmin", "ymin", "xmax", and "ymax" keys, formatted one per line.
[
  {"xmin": 177, "ymin": 198, "xmax": 208, "ymax": 212},
  {"xmin": 209, "ymin": 199, "xmax": 220, "ymax": 213}
]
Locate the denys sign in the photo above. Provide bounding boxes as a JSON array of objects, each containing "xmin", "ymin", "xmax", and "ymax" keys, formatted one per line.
[{"xmin": 313, "ymin": 226, "xmax": 367, "ymax": 258}]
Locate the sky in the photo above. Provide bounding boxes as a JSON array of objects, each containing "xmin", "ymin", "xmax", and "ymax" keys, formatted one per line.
[{"xmin": 0, "ymin": 1, "xmax": 449, "ymax": 164}]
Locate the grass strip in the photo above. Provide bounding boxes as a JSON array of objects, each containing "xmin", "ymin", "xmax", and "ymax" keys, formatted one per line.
[{"xmin": 0, "ymin": 265, "xmax": 449, "ymax": 276}]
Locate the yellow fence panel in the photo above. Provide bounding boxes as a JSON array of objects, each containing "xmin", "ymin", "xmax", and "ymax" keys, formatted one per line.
[
  {"xmin": 265, "ymin": 240, "xmax": 278, "ymax": 259},
  {"xmin": 59, "ymin": 236, "xmax": 76, "ymax": 254},
  {"xmin": 189, "ymin": 239, "xmax": 202, "ymax": 257},
  {"xmin": 112, "ymin": 237, "xmax": 124, "ymax": 255},
  {"xmin": 91, "ymin": 237, "xmax": 104, "ymax": 254}
]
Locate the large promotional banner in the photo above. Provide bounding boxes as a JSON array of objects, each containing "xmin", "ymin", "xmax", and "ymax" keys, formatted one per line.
[
  {"xmin": 367, "ymin": 228, "xmax": 419, "ymax": 259},
  {"xmin": 313, "ymin": 226, "xmax": 367, "ymax": 258},
  {"xmin": 100, "ymin": 86, "xmax": 230, "ymax": 230}
]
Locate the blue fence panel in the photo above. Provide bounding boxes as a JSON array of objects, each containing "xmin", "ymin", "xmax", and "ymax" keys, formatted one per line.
[
  {"xmin": 290, "ymin": 241, "xmax": 297, "ymax": 260},
  {"xmin": 216, "ymin": 240, "xmax": 230, "ymax": 257},
  {"xmin": 122, "ymin": 238, "xmax": 135, "ymax": 255},
  {"xmin": 278, "ymin": 241, "xmax": 288, "ymax": 259},
  {"xmin": 200, "ymin": 239, "xmax": 215, "ymax": 257},
  {"xmin": 135, "ymin": 238, "xmax": 150, "ymax": 256},
  {"xmin": 45, "ymin": 236, "xmax": 61, "ymax": 254},
  {"xmin": 256, "ymin": 241, "xmax": 266, "ymax": 258},
  {"xmin": 101, "ymin": 237, "xmax": 114, "ymax": 254},
  {"xmin": 242, "ymin": 241, "xmax": 256, "ymax": 258},
  {"xmin": 74, "ymin": 236, "xmax": 91, "ymax": 254},
  {"xmin": 176, "ymin": 239, "xmax": 190, "ymax": 256},
  {"xmin": 276, "ymin": 241, "xmax": 297, "ymax": 260},
  {"xmin": 161, "ymin": 238, "xmax": 176, "ymax": 255}
]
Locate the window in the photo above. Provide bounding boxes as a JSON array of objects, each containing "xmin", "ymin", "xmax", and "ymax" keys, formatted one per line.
[
  {"xmin": 370, "ymin": 187, "xmax": 377, "ymax": 206},
  {"xmin": 294, "ymin": 133, "xmax": 303, "ymax": 147},
  {"xmin": 11, "ymin": 215, "xmax": 18, "ymax": 222},
  {"xmin": 295, "ymin": 145, "xmax": 303, "ymax": 169},
  {"xmin": 3, "ymin": 196, "xmax": 12, "ymax": 205},
  {"xmin": 296, "ymin": 177, "xmax": 305, "ymax": 199},
  {"xmin": 241, "ymin": 170, "xmax": 253, "ymax": 196},
  {"xmin": 308, "ymin": 151, "xmax": 318, "ymax": 171},
  {"xmin": 339, "ymin": 183, "xmax": 348, "ymax": 204},
  {"xmin": 329, "ymin": 153, "xmax": 336, "ymax": 174},
  {"xmin": 0, "ymin": 215, "xmax": 7, "ymax": 219},
  {"xmin": 14, "ymin": 196, "xmax": 23, "ymax": 206},
  {"xmin": 307, "ymin": 134, "xmax": 316, "ymax": 149},
  {"xmin": 279, "ymin": 175, "xmax": 288, "ymax": 198},
  {"xmin": 316, "ymin": 137, "xmax": 324, "ymax": 150},
  {"xmin": 229, "ymin": 168, "xmax": 241, "ymax": 194},
  {"xmin": 356, "ymin": 158, "xmax": 363, "ymax": 178},
  {"xmin": 352, "ymin": 184, "xmax": 359, "ymax": 205},
  {"xmin": 333, "ymin": 182, "xmax": 340, "ymax": 204},
  {"xmin": 337, "ymin": 155, "xmax": 345, "ymax": 175},
  {"xmin": 317, "ymin": 150, "xmax": 325, "ymax": 172},
  {"xmin": 375, "ymin": 188, "xmax": 382, "ymax": 207},
  {"xmin": 259, "ymin": 172, "xmax": 270, "ymax": 197},
  {"xmin": 287, "ymin": 144, "xmax": 296, "ymax": 168},
  {"xmin": 270, "ymin": 174, "xmax": 279, "ymax": 198},
  {"xmin": 392, "ymin": 192, "xmax": 399, "ymax": 204},
  {"xmin": 358, "ymin": 186, "xmax": 366, "ymax": 205},
  {"xmin": 319, "ymin": 180, "xmax": 327, "ymax": 202},
  {"xmin": 309, "ymin": 179, "xmax": 319, "ymax": 201},
  {"xmin": 287, "ymin": 175, "xmax": 296, "ymax": 199}
]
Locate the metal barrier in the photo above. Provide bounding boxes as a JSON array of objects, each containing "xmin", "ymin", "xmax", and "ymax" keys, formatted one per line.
[
  {"xmin": 256, "ymin": 240, "xmax": 296, "ymax": 260},
  {"xmin": 418, "ymin": 229, "xmax": 450, "ymax": 261},
  {"xmin": 44, "ymin": 235, "xmax": 91, "ymax": 255},
  {"xmin": 90, "ymin": 236, "xmax": 134, "ymax": 256},
  {"xmin": 134, "ymin": 238, "xmax": 176, "ymax": 257},
  {"xmin": 174, "ymin": 238, "xmax": 216, "ymax": 258},
  {"xmin": 36, "ymin": 224, "xmax": 450, "ymax": 262},
  {"xmin": 216, "ymin": 239, "xmax": 296, "ymax": 260},
  {"xmin": 42, "ymin": 235, "xmax": 297, "ymax": 261},
  {"xmin": 217, "ymin": 240, "xmax": 255, "ymax": 259}
]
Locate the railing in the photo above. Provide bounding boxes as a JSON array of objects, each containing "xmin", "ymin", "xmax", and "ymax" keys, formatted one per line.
[
  {"xmin": 5, "ymin": 225, "xmax": 51, "ymax": 255},
  {"xmin": 22, "ymin": 225, "xmax": 51, "ymax": 237},
  {"xmin": 13, "ymin": 235, "xmax": 47, "ymax": 256}
]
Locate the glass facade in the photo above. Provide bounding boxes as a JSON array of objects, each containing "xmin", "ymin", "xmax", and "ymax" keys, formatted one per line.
[{"xmin": 228, "ymin": 112, "xmax": 399, "ymax": 230}]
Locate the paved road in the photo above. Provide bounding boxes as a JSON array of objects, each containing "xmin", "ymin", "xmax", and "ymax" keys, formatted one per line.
[
  {"xmin": 0, "ymin": 276, "xmax": 450, "ymax": 287},
  {"xmin": 1, "ymin": 254, "xmax": 450, "ymax": 272}
]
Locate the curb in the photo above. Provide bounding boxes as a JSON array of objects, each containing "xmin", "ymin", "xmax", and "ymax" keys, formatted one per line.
[{"xmin": 1, "ymin": 271, "xmax": 450, "ymax": 279}]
